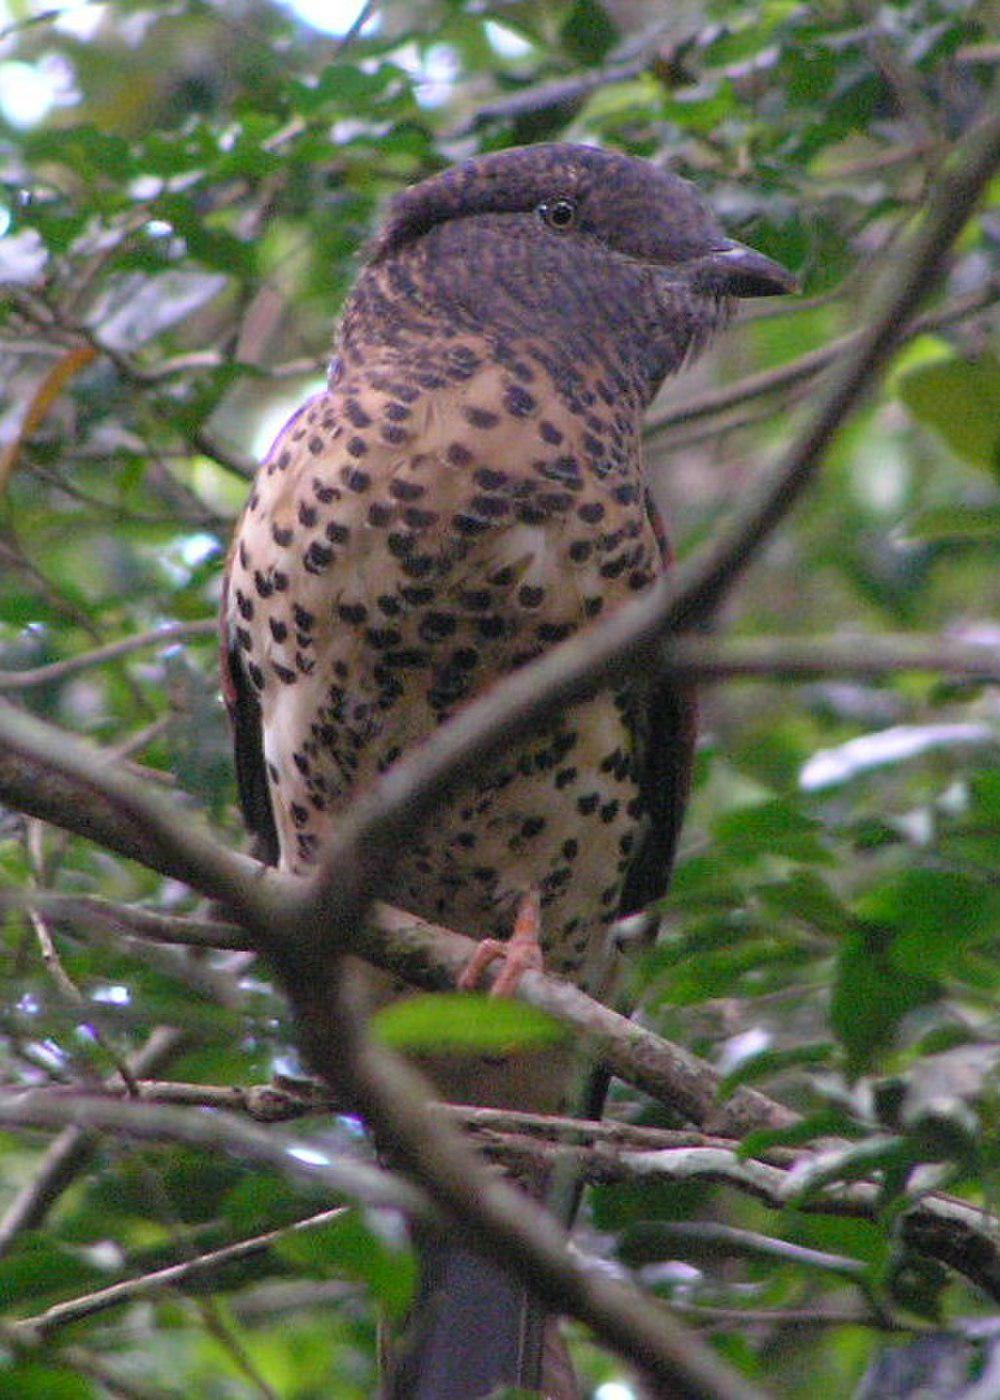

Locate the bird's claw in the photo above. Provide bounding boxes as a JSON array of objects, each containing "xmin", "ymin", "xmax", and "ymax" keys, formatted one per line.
[{"xmin": 458, "ymin": 889, "xmax": 544, "ymax": 996}]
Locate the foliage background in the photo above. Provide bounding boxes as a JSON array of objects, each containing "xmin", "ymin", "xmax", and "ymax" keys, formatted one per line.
[{"xmin": 1, "ymin": 0, "xmax": 999, "ymax": 1395}]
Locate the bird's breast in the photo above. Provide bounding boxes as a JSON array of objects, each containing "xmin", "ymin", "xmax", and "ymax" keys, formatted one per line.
[{"xmin": 225, "ymin": 352, "xmax": 662, "ymax": 982}]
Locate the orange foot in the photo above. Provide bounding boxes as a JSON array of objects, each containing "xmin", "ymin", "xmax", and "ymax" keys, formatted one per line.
[{"xmin": 457, "ymin": 889, "xmax": 544, "ymax": 996}]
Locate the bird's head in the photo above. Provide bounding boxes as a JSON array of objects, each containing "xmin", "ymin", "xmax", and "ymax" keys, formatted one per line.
[
  {"xmin": 359, "ymin": 143, "xmax": 796, "ymax": 399},
  {"xmin": 375, "ymin": 142, "xmax": 795, "ymax": 301}
]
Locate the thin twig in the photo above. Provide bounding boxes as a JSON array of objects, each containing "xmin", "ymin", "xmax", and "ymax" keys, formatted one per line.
[
  {"xmin": 7, "ymin": 1206, "xmax": 348, "ymax": 1339},
  {"xmin": 666, "ymin": 1302, "xmax": 921, "ymax": 1333},
  {"xmin": 622, "ymin": 1220, "xmax": 867, "ymax": 1278},
  {"xmin": 645, "ymin": 280, "xmax": 999, "ymax": 441},
  {"xmin": 0, "ymin": 620, "xmax": 217, "ymax": 692},
  {"xmin": 0, "ymin": 1027, "xmax": 184, "ymax": 1258},
  {"xmin": 0, "ymin": 890, "xmax": 248, "ymax": 949},
  {"xmin": 451, "ymin": 56, "xmax": 650, "ymax": 135}
]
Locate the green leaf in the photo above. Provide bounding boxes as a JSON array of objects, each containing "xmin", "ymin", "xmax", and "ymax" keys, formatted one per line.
[
  {"xmin": 719, "ymin": 1041, "xmax": 834, "ymax": 1096},
  {"xmin": 739, "ymin": 1109, "xmax": 865, "ymax": 1160},
  {"xmin": 969, "ymin": 769, "xmax": 1000, "ymax": 821},
  {"xmin": 856, "ymin": 870, "xmax": 1000, "ymax": 976},
  {"xmin": 0, "ymin": 1237, "xmax": 107, "ymax": 1309},
  {"xmin": 649, "ymin": 934, "xmax": 811, "ymax": 1004},
  {"xmin": 277, "ymin": 1208, "xmax": 415, "ymax": 1321},
  {"xmin": 291, "ymin": 62, "xmax": 409, "ymax": 116},
  {"xmin": 899, "ymin": 354, "xmax": 1000, "ymax": 473},
  {"xmin": 785, "ymin": 1134, "xmax": 912, "ymax": 1202},
  {"xmin": 711, "ymin": 800, "xmax": 832, "ymax": 865},
  {"xmin": 908, "ymin": 504, "xmax": 1000, "ymax": 542},
  {"xmin": 223, "ymin": 1173, "xmax": 309, "ymax": 1237},
  {"xmin": 153, "ymin": 193, "xmax": 255, "ymax": 277},
  {"xmin": 25, "ymin": 123, "xmax": 135, "ymax": 180},
  {"xmin": 371, "ymin": 994, "xmax": 564, "ymax": 1053},
  {"xmin": 665, "ymin": 852, "xmax": 745, "ymax": 911},
  {"xmin": 831, "ymin": 924, "xmax": 938, "ymax": 1077},
  {"xmin": 883, "ymin": 1252, "xmax": 950, "ymax": 1320},
  {"xmin": 560, "ymin": 0, "xmax": 618, "ymax": 64},
  {"xmin": 756, "ymin": 870, "xmax": 851, "ymax": 936},
  {"xmin": 0, "ymin": 1363, "xmax": 94, "ymax": 1399}
]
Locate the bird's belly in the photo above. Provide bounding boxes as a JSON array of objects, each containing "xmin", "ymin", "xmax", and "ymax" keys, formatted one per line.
[
  {"xmin": 253, "ymin": 506, "xmax": 658, "ymax": 961},
  {"xmin": 388, "ymin": 688, "xmax": 644, "ymax": 990},
  {"xmin": 265, "ymin": 630, "xmax": 645, "ymax": 991}
]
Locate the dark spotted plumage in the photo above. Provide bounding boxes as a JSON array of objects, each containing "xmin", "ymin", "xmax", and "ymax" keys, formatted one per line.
[{"xmin": 220, "ymin": 142, "xmax": 794, "ymax": 1399}]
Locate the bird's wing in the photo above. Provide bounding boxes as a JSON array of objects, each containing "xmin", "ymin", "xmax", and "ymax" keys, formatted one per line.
[
  {"xmin": 618, "ymin": 487, "xmax": 696, "ymax": 921},
  {"xmin": 219, "ymin": 557, "xmax": 280, "ymax": 865},
  {"xmin": 618, "ymin": 677, "xmax": 697, "ymax": 918}
]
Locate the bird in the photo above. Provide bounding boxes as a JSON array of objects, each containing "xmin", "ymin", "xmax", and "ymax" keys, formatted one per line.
[{"xmin": 220, "ymin": 142, "xmax": 795, "ymax": 1398}]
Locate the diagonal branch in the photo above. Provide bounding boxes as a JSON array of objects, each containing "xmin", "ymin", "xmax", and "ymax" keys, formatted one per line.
[
  {"xmin": 644, "ymin": 279, "xmax": 1000, "ymax": 441},
  {"xmin": 0, "ymin": 620, "xmax": 217, "ymax": 692},
  {"xmin": 7, "ymin": 1205, "xmax": 350, "ymax": 1339}
]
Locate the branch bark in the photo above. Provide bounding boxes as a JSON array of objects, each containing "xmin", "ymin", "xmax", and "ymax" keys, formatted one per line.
[
  {"xmin": 0, "ymin": 871, "xmax": 796, "ymax": 1137},
  {"xmin": 0, "ymin": 620, "xmax": 217, "ymax": 692},
  {"xmin": 645, "ymin": 279, "xmax": 1000, "ymax": 441},
  {"xmin": 6, "ymin": 1205, "xmax": 349, "ymax": 1339}
]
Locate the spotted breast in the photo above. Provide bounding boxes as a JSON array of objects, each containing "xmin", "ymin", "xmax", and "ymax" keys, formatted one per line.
[{"xmin": 228, "ymin": 347, "xmax": 665, "ymax": 976}]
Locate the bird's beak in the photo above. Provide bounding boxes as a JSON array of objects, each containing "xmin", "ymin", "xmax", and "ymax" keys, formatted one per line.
[{"xmin": 690, "ymin": 239, "xmax": 799, "ymax": 298}]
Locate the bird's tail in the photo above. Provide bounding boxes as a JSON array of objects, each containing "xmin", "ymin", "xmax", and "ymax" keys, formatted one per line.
[{"xmin": 382, "ymin": 1237, "xmax": 579, "ymax": 1399}]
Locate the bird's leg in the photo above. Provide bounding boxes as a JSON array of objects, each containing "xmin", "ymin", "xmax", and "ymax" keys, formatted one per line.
[{"xmin": 457, "ymin": 889, "xmax": 544, "ymax": 996}]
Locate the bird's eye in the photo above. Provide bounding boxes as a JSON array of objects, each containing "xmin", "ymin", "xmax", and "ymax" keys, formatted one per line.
[{"xmin": 539, "ymin": 199, "xmax": 577, "ymax": 231}]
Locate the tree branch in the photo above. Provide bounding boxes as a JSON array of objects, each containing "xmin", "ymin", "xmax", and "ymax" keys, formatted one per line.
[
  {"xmin": 0, "ymin": 882, "xmax": 795, "ymax": 1137},
  {"xmin": 8, "ymin": 1085, "xmax": 1000, "ymax": 1304},
  {"xmin": 0, "ymin": 1092, "xmax": 428, "ymax": 1218},
  {"xmin": 659, "ymin": 631, "xmax": 1000, "ymax": 685},
  {"xmin": 0, "ymin": 698, "xmax": 283, "ymax": 926},
  {"xmin": 0, "ymin": 620, "xmax": 217, "ymax": 692},
  {"xmin": 7, "ymin": 1206, "xmax": 349, "ymax": 1339},
  {"xmin": 0, "ymin": 890, "xmax": 249, "ymax": 950},
  {"xmin": 0, "ymin": 1028, "xmax": 184, "ymax": 1259},
  {"xmin": 665, "ymin": 1303, "xmax": 920, "ymax": 1333},
  {"xmin": 645, "ymin": 280, "xmax": 1000, "ymax": 441}
]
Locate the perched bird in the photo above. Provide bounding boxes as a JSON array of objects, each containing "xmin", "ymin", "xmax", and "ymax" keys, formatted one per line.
[{"xmin": 221, "ymin": 142, "xmax": 794, "ymax": 1397}]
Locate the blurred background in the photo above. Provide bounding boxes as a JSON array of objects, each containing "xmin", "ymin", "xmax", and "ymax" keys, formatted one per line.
[{"xmin": 1, "ymin": 2, "xmax": 999, "ymax": 1395}]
